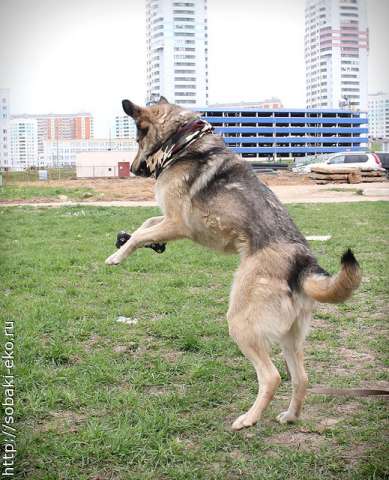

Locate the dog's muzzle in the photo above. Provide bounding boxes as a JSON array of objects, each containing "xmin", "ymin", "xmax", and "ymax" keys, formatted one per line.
[{"xmin": 130, "ymin": 158, "xmax": 152, "ymax": 177}]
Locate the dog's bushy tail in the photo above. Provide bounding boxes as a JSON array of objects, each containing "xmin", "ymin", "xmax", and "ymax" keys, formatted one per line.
[{"xmin": 303, "ymin": 249, "xmax": 361, "ymax": 303}]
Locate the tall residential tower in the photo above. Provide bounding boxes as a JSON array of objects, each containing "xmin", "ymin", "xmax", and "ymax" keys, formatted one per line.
[
  {"xmin": 368, "ymin": 92, "xmax": 389, "ymax": 139},
  {"xmin": 305, "ymin": 0, "xmax": 368, "ymax": 110},
  {"xmin": 146, "ymin": 0, "xmax": 208, "ymax": 106},
  {"xmin": 0, "ymin": 88, "xmax": 10, "ymax": 169}
]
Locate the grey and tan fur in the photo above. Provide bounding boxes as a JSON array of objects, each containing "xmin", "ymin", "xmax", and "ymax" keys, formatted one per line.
[{"xmin": 105, "ymin": 97, "xmax": 361, "ymax": 430}]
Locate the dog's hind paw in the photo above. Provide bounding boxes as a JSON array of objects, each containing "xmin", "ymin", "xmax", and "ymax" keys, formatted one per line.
[
  {"xmin": 276, "ymin": 411, "xmax": 298, "ymax": 424},
  {"xmin": 231, "ymin": 411, "xmax": 258, "ymax": 431}
]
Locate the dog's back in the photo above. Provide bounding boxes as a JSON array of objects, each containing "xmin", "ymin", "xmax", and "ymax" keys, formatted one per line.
[{"xmin": 158, "ymin": 132, "xmax": 361, "ymax": 304}]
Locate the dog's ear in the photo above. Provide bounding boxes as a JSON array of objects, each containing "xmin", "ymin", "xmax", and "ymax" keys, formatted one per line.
[
  {"xmin": 122, "ymin": 99, "xmax": 143, "ymax": 119},
  {"xmin": 158, "ymin": 96, "xmax": 169, "ymax": 105}
]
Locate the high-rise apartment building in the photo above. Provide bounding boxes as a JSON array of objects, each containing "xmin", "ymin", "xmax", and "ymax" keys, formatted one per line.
[
  {"xmin": 368, "ymin": 92, "xmax": 389, "ymax": 139},
  {"xmin": 9, "ymin": 112, "xmax": 94, "ymax": 168},
  {"xmin": 114, "ymin": 115, "xmax": 136, "ymax": 139},
  {"xmin": 34, "ymin": 113, "xmax": 94, "ymax": 160},
  {"xmin": 0, "ymin": 88, "xmax": 10, "ymax": 169},
  {"xmin": 10, "ymin": 117, "xmax": 38, "ymax": 170},
  {"xmin": 305, "ymin": 0, "xmax": 368, "ymax": 111},
  {"xmin": 146, "ymin": 0, "xmax": 208, "ymax": 107}
]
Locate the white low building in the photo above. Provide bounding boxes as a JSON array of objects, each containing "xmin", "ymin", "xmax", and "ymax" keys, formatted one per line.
[
  {"xmin": 76, "ymin": 151, "xmax": 136, "ymax": 178},
  {"xmin": 43, "ymin": 138, "xmax": 137, "ymax": 167}
]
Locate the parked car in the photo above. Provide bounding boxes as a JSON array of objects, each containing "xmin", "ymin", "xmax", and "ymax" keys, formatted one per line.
[
  {"xmin": 375, "ymin": 152, "xmax": 389, "ymax": 174},
  {"xmin": 302, "ymin": 152, "xmax": 382, "ymax": 172}
]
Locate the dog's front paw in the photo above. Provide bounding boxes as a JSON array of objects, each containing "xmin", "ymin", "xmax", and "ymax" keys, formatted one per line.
[
  {"xmin": 231, "ymin": 411, "xmax": 258, "ymax": 431},
  {"xmin": 276, "ymin": 411, "xmax": 298, "ymax": 424},
  {"xmin": 105, "ymin": 253, "xmax": 123, "ymax": 266}
]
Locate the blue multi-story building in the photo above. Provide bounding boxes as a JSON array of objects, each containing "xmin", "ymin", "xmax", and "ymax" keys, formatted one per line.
[{"xmin": 199, "ymin": 107, "xmax": 368, "ymax": 160}]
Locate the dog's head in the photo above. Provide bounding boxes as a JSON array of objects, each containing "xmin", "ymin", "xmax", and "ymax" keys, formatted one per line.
[{"xmin": 122, "ymin": 97, "xmax": 198, "ymax": 177}]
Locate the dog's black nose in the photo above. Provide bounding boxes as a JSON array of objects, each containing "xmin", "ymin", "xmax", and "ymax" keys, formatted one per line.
[
  {"xmin": 131, "ymin": 160, "xmax": 151, "ymax": 177},
  {"xmin": 138, "ymin": 163, "xmax": 150, "ymax": 177}
]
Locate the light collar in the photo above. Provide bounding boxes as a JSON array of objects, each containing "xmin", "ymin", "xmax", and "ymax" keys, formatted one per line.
[{"xmin": 152, "ymin": 118, "xmax": 213, "ymax": 178}]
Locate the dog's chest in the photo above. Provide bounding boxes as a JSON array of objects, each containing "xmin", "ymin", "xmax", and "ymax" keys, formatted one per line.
[{"xmin": 155, "ymin": 174, "xmax": 189, "ymax": 216}]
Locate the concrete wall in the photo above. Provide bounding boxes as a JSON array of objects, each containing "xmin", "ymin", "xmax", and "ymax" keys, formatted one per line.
[{"xmin": 76, "ymin": 151, "xmax": 136, "ymax": 178}]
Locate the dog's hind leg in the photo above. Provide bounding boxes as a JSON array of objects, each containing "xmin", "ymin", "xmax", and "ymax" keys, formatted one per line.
[
  {"xmin": 228, "ymin": 312, "xmax": 281, "ymax": 431},
  {"xmin": 277, "ymin": 329, "xmax": 308, "ymax": 424}
]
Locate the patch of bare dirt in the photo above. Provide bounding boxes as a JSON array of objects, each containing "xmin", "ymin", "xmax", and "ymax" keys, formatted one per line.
[
  {"xmin": 340, "ymin": 443, "xmax": 370, "ymax": 467},
  {"xmin": 6, "ymin": 172, "xmax": 313, "ymax": 203},
  {"xmin": 334, "ymin": 401, "xmax": 361, "ymax": 416},
  {"xmin": 259, "ymin": 171, "xmax": 314, "ymax": 186},
  {"xmin": 0, "ymin": 197, "xmax": 63, "ymax": 205},
  {"xmin": 113, "ymin": 344, "xmax": 138, "ymax": 354},
  {"xmin": 83, "ymin": 334, "xmax": 104, "ymax": 353},
  {"xmin": 269, "ymin": 430, "xmax": 328, "ymax": 451},
  {"xmin": 337, "ymin": 347, "xmax": 375, "ymax": 367},
  {"xmin": 228, "ymin": 448, "xmax": 250, "ymax": 462},
  {"xmin": 143, "ymin": 383, "xmax": 187, "ymax": 397},
  {"xmin": 159, "ymin": 349, "xmax": 185, "ymax": 363},
  {"xmin": 36, "ymin": 410, "xmax": 87, "ymax": 433},
  {"xmin": 12, "ymin": 177, "xmax": 156, "ymax": 201},
  {"xmin": 143, "ymin": 385, "xmax": 169, "ymax": 396}
]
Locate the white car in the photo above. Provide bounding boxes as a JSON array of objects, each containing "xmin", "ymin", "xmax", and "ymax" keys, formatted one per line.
[{"xmin": 304, "ymin": 152, "xmax": 382, "ymax": 172}]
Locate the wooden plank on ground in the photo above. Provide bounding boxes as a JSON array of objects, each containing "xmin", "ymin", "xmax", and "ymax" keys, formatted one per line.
[
  {"xmin": 310, "ymin": 173, "xmax": 349, "ymax": 180},
  {"xmin": 311, "ymin": 166, "xmax": 360, "ymax": 174}
]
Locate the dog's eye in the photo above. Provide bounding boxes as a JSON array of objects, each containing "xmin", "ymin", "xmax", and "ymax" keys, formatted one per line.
[{"xmin": 137, "ymin": 127, "xmax": 148, "ymax": 142}]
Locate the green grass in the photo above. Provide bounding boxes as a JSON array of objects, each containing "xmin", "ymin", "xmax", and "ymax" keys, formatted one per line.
[
  {"xmin": 1, "ymin": 202, "xmax": 388, "ymax": 479},
  {"xmin": 1, "ymin": 167, "xmax": 76, "ymax": 183},
  {"xmin": 0, "ymin": 185, "xmax": 96, "ymax": 201}
]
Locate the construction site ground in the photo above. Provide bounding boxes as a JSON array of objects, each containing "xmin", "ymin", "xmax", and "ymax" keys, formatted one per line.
[{"xmin": 1, "ymin": 171, "xmax": 388, "ymax": 206}]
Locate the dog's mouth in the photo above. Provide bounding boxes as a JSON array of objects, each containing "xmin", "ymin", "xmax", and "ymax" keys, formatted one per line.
[
  {"xmin": 131, "ymin": 142, "xmax": 163, "ymax": 177},
  {"xmin": 131, "ymin": 158, "xmax": 151, "ymax": 177}
]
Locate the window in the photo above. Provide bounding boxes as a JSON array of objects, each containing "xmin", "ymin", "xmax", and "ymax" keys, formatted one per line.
[
  {"xmin": 174, "ymin": 62, "xmax": 195, "ymax": 66},
  {"xmin": 344, "ymin": 155, "xmax": 368, "ymax": 163},
  {"xmin": 175, "ymin": 69, "xmax": 195, "ymax": 74},
  {"xmin": 174, "ymin": 54, "xmax": 195, "ymax": 59},
  {"xmin": 174, "ymin": 47, "xmax": 195, "ymax": 52},
  {"xmin": 175, "ymin": 32, "xmax": 195, "ymax": 37},
  {"xmin": 173, "ymin": 17, "xmax": 194, "ymax": 22},
  {"xmin": 175, "ymin": 24, "xmax": 195, "ymax": 29},
  {"xmin": 328, "ymin": 155, "xmax": 345, "ymax": 164},
  {"xmin": 175, "ymin": 76, "xmax": 196, "ymax": 81},
  {"xmin": 173, "ymin": 8, "xmax": 194, "ymax": 14},
  {"xmin": 175, "ymin": 99, "xmax": 196, "ymax": 104},
  {"xmin": 175, "ymin": 84, "xmax": 196, "ymax": 89},
  {"xmin": 175, "ymin": 92, "xmax": 196, "ymax": 96}
]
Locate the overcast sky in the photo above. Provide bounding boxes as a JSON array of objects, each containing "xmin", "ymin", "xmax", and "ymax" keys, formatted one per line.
[{"xmin": 0, "ymin": 0, "xmax": 388, "ymax": 137}]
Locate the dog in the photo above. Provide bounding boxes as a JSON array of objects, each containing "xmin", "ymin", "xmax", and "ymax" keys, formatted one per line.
[{"xmin": 105, "ymin": 96, "xmax": 361, "ymax": 430}]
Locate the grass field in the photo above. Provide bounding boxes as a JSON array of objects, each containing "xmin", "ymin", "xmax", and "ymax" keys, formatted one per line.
[
  {"xmin": 1, "ymin": 202, "xmax": 388, "ymax": 479},
  {"xmin": 0, "ymin": 185, "xmax": 97, "ymax": 202}
]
